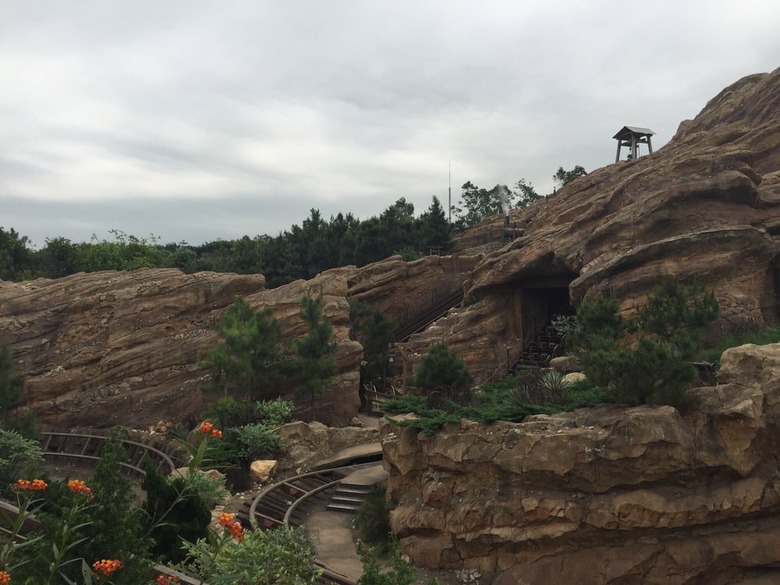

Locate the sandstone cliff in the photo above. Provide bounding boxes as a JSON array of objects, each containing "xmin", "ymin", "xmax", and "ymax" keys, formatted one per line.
[
  {"xmin": 398, "ymin": 68, "xmax": 780, "ymax": 384},
  {"xmin": 0, "ymin": 255, "xmax": 478, "ymax": 429},
  {"xmin": 2, "ymin": 69, "xmax": 779, "ymax": 430},
  {"xmin": 0, "ymin": 268, "xmax": 367, "ymax": 428},
  {"xmin": 382, "ymin": 342, "xmax": 780, "ymax": 584}
]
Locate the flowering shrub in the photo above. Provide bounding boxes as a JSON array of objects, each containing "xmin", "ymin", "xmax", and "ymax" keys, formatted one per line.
[
  {"xmin": 67, "ymin": 479, "xmax": 92, "ymax": 494},
  {"xmin": 217, "ymin": 512, "xmax": 245, "ymax": 542},
  {"xmin": 12, "ymin": 478, "xmax": 47, "ymax": 491},
  {"xmin": 198, "ymin": 421, "xmax": 223, "ymax": 439},
  {"xmin": 92, "ymin": 558, "xmax": 122, "ymax": 576}
]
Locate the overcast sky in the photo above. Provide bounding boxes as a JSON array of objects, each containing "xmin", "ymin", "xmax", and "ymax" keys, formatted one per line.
[{"xmin": 2, "ymin": 1, "xmax": 779, "ymax": 247}]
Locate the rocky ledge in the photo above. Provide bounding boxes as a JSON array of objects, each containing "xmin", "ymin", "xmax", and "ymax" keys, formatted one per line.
[{"xmin": 381, "ymin": 342, "xmax": 780, "ymax": 584}]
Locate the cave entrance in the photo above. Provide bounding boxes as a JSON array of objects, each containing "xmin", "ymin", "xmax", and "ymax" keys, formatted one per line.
[{"xmin": 513, "ymin": 274, "xmax": 575, "ymax": 369}]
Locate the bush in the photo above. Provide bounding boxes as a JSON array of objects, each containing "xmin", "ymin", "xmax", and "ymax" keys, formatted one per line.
[
  {"xmin": 0, "ymin": 429, "xmax": 43, "ymax": 498},
  {"xmin": 572, "ymin": 278, "xmax": 718, "ymax": 407},
  {"xmin": 183, "ymin": 526, "xmax": 321, "ymax": 585},
  {"xmin": 355, "ymin": 486, "xmax": 391, "ymax": 545},
  {"xmin": 413, "ymin": 343, "xmax": 473, "ymax": 409},
  {"xmin": 233, "ymin": 423, "xmax": 285, "ymax": 461}
]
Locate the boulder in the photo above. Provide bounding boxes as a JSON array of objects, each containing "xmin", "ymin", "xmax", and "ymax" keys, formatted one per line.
[{"xmin": 249, "ymin": 460, "xmax": 278, "ymax": 485}]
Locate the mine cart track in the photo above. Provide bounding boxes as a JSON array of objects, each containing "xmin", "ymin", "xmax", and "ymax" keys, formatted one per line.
[
  {"xmin": 39, "ymin": 430, "xmax": 185, "ymax": 480},
  {"xmin": 243, "ymin": 461, "xmax": 383, "ymax": 585},
  {"xmin": 5, "ymin": 432, "xmax": 377, "ymax": 584},
  {"xmin": 394, "ymin": 288, "xmax": 464, "ymax": 342}
]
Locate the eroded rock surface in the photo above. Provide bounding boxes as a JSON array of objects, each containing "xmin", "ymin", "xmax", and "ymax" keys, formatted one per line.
[
  {"xmin": 399, "ymin": 68, "xmax": 780, "ymax": 384},
  {"xmin": 0, "ymin": 268, "xmax": 364, "ymax": 428},
  {"xmin": 382, "ymin": 342, "xmax": 780, "ymax": 583}
]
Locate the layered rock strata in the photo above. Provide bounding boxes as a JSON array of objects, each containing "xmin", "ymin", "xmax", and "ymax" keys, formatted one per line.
[
  {"xmin": 399, "ymin": 69, "xmax": 780, "ymax": 384},
  {"xmin": 381, "ymin": 342, "xmax": 780, "ymax": 583}
]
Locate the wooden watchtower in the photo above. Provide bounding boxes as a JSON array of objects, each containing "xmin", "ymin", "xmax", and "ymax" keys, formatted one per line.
[{"xmin": 613, "ymin": 126, "xmax": 654, "ymax": 162}]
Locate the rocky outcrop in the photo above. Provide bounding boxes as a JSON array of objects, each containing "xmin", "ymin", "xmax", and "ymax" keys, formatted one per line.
[
  {"xmin": 0, "ymin": 268, "xmax": 363, "ymax": 428},
  {"xmin": 381, "ymin": 342, "xmax": 780, "ymax": 583},
  {"xmin": 278, "ymin": 420, "xmax": 380, "ymax": 471},
  {"xmin": 400, "ymin": 68, "xmax": 780, "ymax": 384}
]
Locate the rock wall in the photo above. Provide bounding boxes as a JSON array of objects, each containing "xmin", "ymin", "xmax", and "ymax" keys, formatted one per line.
[
  {"xmin": 381, "ymin": 342, "xmax": 780, "ymax": 584},
  {"xmin": 0, "ymin": 267, "xmax": 364, "ymax": 429},
  {"xmin": 399, "ymin": 68, "xmax": 780, "ymax": 384}
]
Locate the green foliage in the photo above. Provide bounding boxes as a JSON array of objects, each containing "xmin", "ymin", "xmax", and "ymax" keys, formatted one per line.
[
  {"xmin": 0, "ymin": 227, "xmax": 33, "ymax": 281},
  {"xmin": 514, "ymin": 369, "xmax": 571, "ymax": 406},
  {"xmin": 78, "ymin": 230, "xmax": 171, "ymax": 272},
  {"xmin": 357, "ymin": 540, "xmax": 439, "ymax": 585},
  {"xmin": 553, "ymin": 165, "xmax": 588, "ymax": 188},
  {"xmin": 183, "ymin": 526, "xmax": 321, "ymax": 585},
  {"xmin": 413, "ymin": 343, "xmax": 473, "ymax": 408},
  {"xmin": 0, "ymin": 429, "xmax": 43, "ymax": 498},
  {"xmin": 202, "ymin": 397, "xmax": 294, "ymax": 429},
  {"xmin": 696, "ymin": 326, "xmax": 780, "ymax": 366},
  {"xmin": 349, "ymin": 300, "xmax": 395, "ymax": 390},
  {"xmin": 142, "ymin": 463, "xmax": 211, "ymax": 564},
  {"xmin": 355, "ymin": 486, "xmax": 391, "ymax": 545},
  {"xmin": 199, "ymin": 297, "xmax": 285, "ymax": 402},
  {"xmin": 185, "ymin": 469, "xmax": 230, "ymax": 510},
  {"xmin": 513, "ymin": 178, "xmax": 542, "ymax": 208},
  {"xmin": 293, "ymin": 295, "xmax": 337, "ymax": 419},
  {"xmin": 254, "ymin": 398, "xmax": 294, "ymax": 428},
  {"xmin": 5, "ymin": 193, "xmax": 453, "ymax": 286},
  {"xmin": 232, "ymin": 423, "xmax": 285, "ymax": 461},
  {"xmin": 73, "ymin": 427, "xmax": 153, "ymax": 583},
  {"xmin": 572, "ymin": 278, "xmax": 719, "ymax": 407}
]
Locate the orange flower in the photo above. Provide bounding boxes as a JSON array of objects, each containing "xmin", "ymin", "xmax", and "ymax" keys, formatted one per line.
[
  {"xmin": 218, "ymin": 512, "xmax": 235, "ymax": 527},
  {"xmin": 0, "ymin": 570, "xmax": 10, "ymax": 585},
  {"xmin": 155, "ymin": 575, "xmax": 180, "ymax": 585},
  {"xmin": 92, "ymin": 559, "xmax": 122, "ymax": 576},
  {"xmin": 229, "ymin": 521, "xmax": 246, "ymax": 542},
  {"xmin": 211, "ymin": 428, "xmax": 223, "ymax": 439},
  {"xmin": 67, "ymin": 479, "xmax": 92, "ymax": 494},
  {"xmin": 12, "ymin": 478, "xmax": 47, "ymax": 491},
  {"xmin": 198, "ymin": 421, "xmax": 213, "ymax": 434}
]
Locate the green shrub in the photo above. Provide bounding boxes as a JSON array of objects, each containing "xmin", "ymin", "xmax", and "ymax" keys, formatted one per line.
[
  {"xmin": 0, "ymin": 429, "xmax": 43, "ymax": 497},
  {"xmin": 233, "ymin": 423, "xmax": 285, "ymax": 461},
  {"xmin": 355, "ymin": 485, "xmax": 391, "ymax": 545},
  {"xmin": 413, "ymin": 343, "xmax": 473, "ymax": 409},
  {"xmin": 142, "ymin": 463, "xmax": 211, "ymax": 564},
  {"xmin": 572, "ymin": 278, "xmax": 718, "ymax": 407},
  {"xmin": 514, "ymin": 369, "xmax": 570, "ymax": 406},
  {"xmin": 254, "ymin": 398, "xmax": 294, "ymax": 428},
  {"xmin": 183, "ymin": 526, "xmax": 321, "ymax": 585}
]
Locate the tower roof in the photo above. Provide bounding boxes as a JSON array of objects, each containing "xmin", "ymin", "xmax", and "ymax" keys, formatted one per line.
[{"xmin": 613, "ymin": 126, "xmax": 655, "ymax": 140}]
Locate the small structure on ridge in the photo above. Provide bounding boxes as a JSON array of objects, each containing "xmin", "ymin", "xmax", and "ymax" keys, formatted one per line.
[{"xmin": 613, "ymin": 126, "xmax": 655, "ymax": 162}]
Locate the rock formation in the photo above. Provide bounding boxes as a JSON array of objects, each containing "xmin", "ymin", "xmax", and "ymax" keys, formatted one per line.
[
  {"xmin": 0, "ymin": 255, "xmax": 478, "ymax": 429},
  {"xmin": 2, "ymin": 68, "xmax": 779, "ymax": 433},
  {"xmin": 382, "ymin": 342, "xmax": 780, "ymax": 583},
  {"xmin": 398, "ymin": 68, "xmax": 780, "ymax": 384},
  {"xmin": 0, "ymin": 268, "xmax": 365, "ymax": 428}
]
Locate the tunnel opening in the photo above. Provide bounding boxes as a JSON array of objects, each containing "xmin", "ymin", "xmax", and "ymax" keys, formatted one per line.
[{"xmin": 512, "ymin": 274, "xmax": 576, "ymax": 370}]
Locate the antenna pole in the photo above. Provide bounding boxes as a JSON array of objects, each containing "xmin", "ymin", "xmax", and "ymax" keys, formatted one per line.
[{"xmin": 448, "ymin": 162, "xmax": 452, "ymax": 224}]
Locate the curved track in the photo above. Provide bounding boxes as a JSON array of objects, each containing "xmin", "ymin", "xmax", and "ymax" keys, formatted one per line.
[
  {"xmin": 7, "ymin": 431, "xmax": 380, "ymax": 585},
  {"xmin": 39, "ymin": 430, "xmax": 185, "ymax": 479},
  {"xmin": 243, "ymin": 461, "xmax": 384, "ymax": 585}
]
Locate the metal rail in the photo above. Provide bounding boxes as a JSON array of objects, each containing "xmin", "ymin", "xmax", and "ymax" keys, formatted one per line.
[
  {"xmin": 39, "ymin": 431, "xmax": 184, "ymax": 479},
  {"xmin": 7, "ymin": 431, "xmax": 378, "ymax": 585},
  {"xmin": 245, "ymin": 461, "xmax": 384, "ymax": 585}
]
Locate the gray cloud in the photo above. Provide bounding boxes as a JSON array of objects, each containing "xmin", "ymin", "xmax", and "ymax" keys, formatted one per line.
[{"xmin": 2, "ymin": 0, "xmax": 779, "ymax": 246}]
